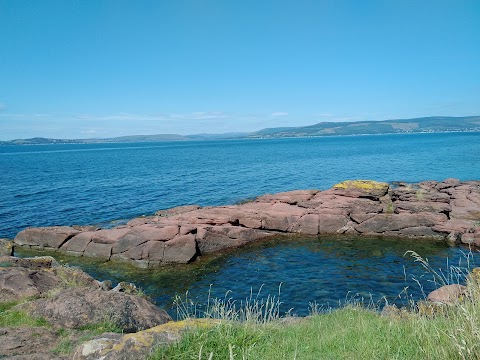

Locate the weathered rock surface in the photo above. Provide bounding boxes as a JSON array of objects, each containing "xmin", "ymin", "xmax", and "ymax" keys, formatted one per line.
[
  {"xmin": 0, "ymin": 327, "xmax": 67, "ymax": 360},
  {"xmin": 0, "ymin": 256, "xmax": 98, "ymax": 302},
  {"xmin": 72, "ymin": 319, "xmax": 218, "ymax": 360},
  {"xmin": 13, "ymin": 179, "xmax": 480, "ymax": 267},
  {"xmin": 0, "ymin": 238, "xmax": 13, "ymax": 256},
  {"xmin": 427, "ymin": 284, "xmax": 468, "ymax": 305},
  {"xmin": 26, "ymin": 287, "xmax": 171, "ymax": 332}
]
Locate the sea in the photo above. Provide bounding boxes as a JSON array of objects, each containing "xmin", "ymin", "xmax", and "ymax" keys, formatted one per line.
[{"xmin": 1, "ymin": 132, "xmax": 480, "ymax": 315}]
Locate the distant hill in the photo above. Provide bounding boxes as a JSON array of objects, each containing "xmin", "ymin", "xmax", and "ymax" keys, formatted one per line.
[
  {"xmin": 249, "ymin": 116, "xmax": 480, "ymax": 138},
  {"xmin": 1, "ymin": 116, "xmax": 479, "ymax": 145},
  {"xmin": 0, "ymin": 134, "xmax": 190, "ymax": 145}
]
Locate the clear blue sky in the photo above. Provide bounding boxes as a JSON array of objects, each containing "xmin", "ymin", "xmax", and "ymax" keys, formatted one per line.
[{"xmin": 0, "ymin": 0, "xmax": 478, "ymax": 140}]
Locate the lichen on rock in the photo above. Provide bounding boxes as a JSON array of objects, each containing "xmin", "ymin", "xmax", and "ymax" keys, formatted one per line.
[{"xmin": 333, "ymin": 180, "xmax": 390, "ymax": 198}]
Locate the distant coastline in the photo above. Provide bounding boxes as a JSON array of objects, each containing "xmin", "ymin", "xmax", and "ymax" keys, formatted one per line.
[{"xmin": 1, "ymin": 115, "xmax": 479, "ymax": 145}]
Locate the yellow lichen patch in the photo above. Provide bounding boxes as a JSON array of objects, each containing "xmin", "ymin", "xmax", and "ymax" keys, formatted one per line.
[
  {"xmin": 333, "ymin": 180, "xmax": 389, "ymax": 192},
  {"xmin": 110, "ymin": 318, "xmax": 222, "ymax": 352}
]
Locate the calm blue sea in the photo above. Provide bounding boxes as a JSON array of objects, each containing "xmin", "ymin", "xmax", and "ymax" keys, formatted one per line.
[
  {"xmin": 1, "ymin": 132, "xmax": 479, "ymax": 239},
  {"xmin": 2, "ymin": 132, "xmax": 480, "ymax": 314}
]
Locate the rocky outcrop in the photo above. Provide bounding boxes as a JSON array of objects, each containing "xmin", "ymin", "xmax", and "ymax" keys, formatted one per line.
[
  {"xmin": 0, "ymin": 327, "xmax": 67, "ymax": 360},
  {"xmin": 0, "ymin": 255, "xmax": 173, "ymax": 359},
  {"xmin": 27, "ymin": 287, "xmax": 171, "ymax": 332},
  {"xmin": 13, "ymin": 179, "xmax": 480, "ymax": 267},
  {"xmin": 0, "ymin": 256, "xmax": 97, "ymax": 302}
]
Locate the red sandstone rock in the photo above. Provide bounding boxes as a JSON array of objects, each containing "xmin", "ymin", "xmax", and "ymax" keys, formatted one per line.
[
  {"xmin": 393, "ymin": 201, "xmax": 451, "ymax": 214},
  {"xmin": 155, "ymin": 204, "xmax": 201, "ymax": 217},
  {"xmin": 112, "ymin": 225, "xmax": 179, "ymax": 254},
  {"xmin": 256, "ymin": 190, "xmax": 318, "ymax": 204},
  {"xmin": 15, "ymin": 226, "xmax": 79, "ymax": 249},
  {"xmin": 355, "ymin": 213, "xmax": 447, "ymax": 234},
  {"xmin": 12, "ymin": 179, "xmax": 480, "ymax": 266},
  {"xmin": 291, "ymin": 214, "xmax": 319, "ymax": 235},
  {"xmin": 163, "ymin": 234, "xmax": 197, "ymax": 263},
  {"xmin": 427, "ymin": 284, "xmax": 467, "ymax": 305},
  {"xmin": 318, "ymin": 214, "xmax": 349, "ymax": 234},
  {"xmin": 84, "ymin": 241, "xmax": 112, "ymax": 259}
]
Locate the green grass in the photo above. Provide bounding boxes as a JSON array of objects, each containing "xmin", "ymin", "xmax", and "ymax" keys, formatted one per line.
[
  {"xmin": 78, "ymin": 320, "xmax": 123, "ymax": 333},
  {"xmin": 0, "ymin": 308, "xmax": 49, "ymax": 327},
  {"xmin": 151, "ymin": 305, "xmax": 480, "ymax": 360}
]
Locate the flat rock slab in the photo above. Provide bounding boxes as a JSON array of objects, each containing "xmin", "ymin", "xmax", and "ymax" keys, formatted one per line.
[
  {"xmin": 0, "ymin": 327, "xmax": 66, "ymax": 359},
  {"xmin": 13, "ymin": 179, "xmax": 480, "ymax": 267}
]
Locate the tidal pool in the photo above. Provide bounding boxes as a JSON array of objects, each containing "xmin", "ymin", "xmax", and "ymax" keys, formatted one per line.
[{"xmin": 16, "ymin": 235, "xmax": 479, "ymax": 317}]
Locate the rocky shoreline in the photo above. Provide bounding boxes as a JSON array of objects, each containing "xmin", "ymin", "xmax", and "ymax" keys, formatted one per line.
[
  {"xmin": 0, "ymin": 255, "xmax": 181, "ymax": 359},
  {"xmin": 10, "ymin": 179, "xmax": 480, "ymax": 268}
]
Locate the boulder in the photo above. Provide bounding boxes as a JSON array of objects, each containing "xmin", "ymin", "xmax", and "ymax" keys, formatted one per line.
[
  {"xmin": 14, "ymin": 226, "xmax": 80, "ymax": 249},
  {"xmin": 163, "ymin": 234, "xmax": 197, "ymax": 263},
  {"xmin": 84, "ymin": 241, "xmax": 113, "ymax": 259},
  {"xmin": 111, "ymin": 225, "xmax": 179, "ymax": 255},
  {"xmin": 195, "ymin": 226, "xmax": 272, "ymax": 254},
  {"xmin": 27, "ymin": 287, "xmax": 172, "ymax": 332},
  {"xmin": 427, "ymin": 284, "xmax": 467, "ymax": 305},
  {"xmin": 0, "ymin": 238, "xmax": 13, "ymax": 256},
  {"xmin": 61, "ymin": 232, "xmax": 94, "ymax": 253}
]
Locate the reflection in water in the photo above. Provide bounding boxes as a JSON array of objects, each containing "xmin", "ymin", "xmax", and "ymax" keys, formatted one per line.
[{"xmin": 16, "ymin": 235, "xmax": 479, "ymax": 317}]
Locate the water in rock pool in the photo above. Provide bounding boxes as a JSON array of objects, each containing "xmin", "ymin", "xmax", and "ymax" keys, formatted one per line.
[
  {"xmin": 15, "ymin": 235, "xmax": 479, "ymax": 317},
  {"xmin": 3, "ymin": 132, "xmax": 480, "ymax": 316}
]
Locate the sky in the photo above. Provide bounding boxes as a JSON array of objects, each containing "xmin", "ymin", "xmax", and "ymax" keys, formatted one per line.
[{"xmin": 0, "ymin": 0, "xmax": 479, "ymax": 140}]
